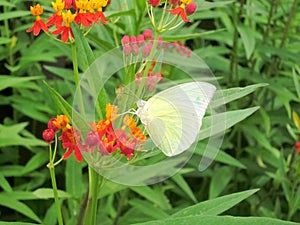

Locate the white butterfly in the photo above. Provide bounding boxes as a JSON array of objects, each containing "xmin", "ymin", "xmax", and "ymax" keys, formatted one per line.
[{"xmin": 135, "ymin": 82, "xmax": 216, "ymax": 156}]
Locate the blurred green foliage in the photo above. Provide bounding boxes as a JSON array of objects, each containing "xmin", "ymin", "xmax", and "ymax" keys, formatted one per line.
[{"xmin": 0, "ymin": 0, "xmax": 299, "ymax": 224}]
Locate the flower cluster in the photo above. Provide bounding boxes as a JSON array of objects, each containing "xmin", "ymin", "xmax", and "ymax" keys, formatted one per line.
[
  {"xmin": 43, "ymin": 104, "xmax": 146, "ymax": 162},
  {"xmin": 148, "ymin": 0, "xmax": 197, "ymax": 23},
  {"xmin": 120, "ymin": 29, "xmax": 192, "ymax": 91},
  {"xmin": 136, "ymin": 61, "xmax": 163, "ymax": 91},
  {"xmin": 27, "ymin": 0, "xmax": 110, "ymax": 42},
  {"xmin": 121, "ymin": 29, "xmax": 192, "ymax": 58}
]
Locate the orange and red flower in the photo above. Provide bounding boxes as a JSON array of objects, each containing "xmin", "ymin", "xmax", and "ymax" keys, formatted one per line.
[
  {"xmin": 52, "ymin": 10, "xmax": 75, "ymax": 42},
  {"xmin": 165, "ymin": 0, "xmax": 196, "ymax": 22},
  {"xmin": 26, "ymin": 4, "xmax": 49, "ymax": 36},
  {"xmin": 43, "ymin": 104, "xmax": 146, "ymax": 162},
  {"xmin": 27, "ymin": 0, "xmax": 110, "ymax": 42}
]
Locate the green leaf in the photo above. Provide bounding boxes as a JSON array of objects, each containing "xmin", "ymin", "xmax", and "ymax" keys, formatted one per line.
[
  {"xmin": 293, "ymin": 65, "xmax": 300, "ymax": 99},
  {"xmin": 22, "ymin": 151, "xmax": 49, "ymax": 174},
  {"xmin": 172, "ymin": 173, "xmax": 197, "ymax": 203},
  {"xmin": 209, "ymin": 166, "xmax": 233, "ymax": 199},
  {"xmin": 212, "ymin": 83, "xmax": 268, "ymax": 107},
  {"xmin": 163, "ymin": 29, "xmax": 225, "ymax": 41},
  {"xmin": 0, "ymin": 172, "xmax": 12, "ymax": 192},
  {"xmin": 0, "ymin": 1, "xmax": 16, "ymax": 7},
  {"xmin": 193, "ymin": 142, "xmax": 246, "ymax": 169},
  {"xmin": 105, "ymin": 9, "xmax": 135, "ymax": 19},
  {"xmin": 43, "ymin": 202, "xmax": 57, "ymax": 225},
  {"xmin": 0, "ymin": 223, "xmax": 39, "ymax": 225},
  {"xmin": 0, "ymin": 75, "xmax": 43, "ymax": 91},
  {"xmin": 66, "ymin": 155, "xmax": 83, "ymax": 215},
  {"xmin": 237, "ymin": 25, "xmax": 256, "ymax": 59},
  {"xmin": 12, "ymin": 97, "xmax": 52, "ymax": 122},
  {"xmin": 131, "ymin": 186, "xmax": 171, "ymax": 210},
  {"xmin": 0, "ymin": 195, "xmax": 41, "ymax": 223},
  {"xmin": 0, "ymin": 123, "xmax": 46, "ymax": 148},
  {"xmin": 71, "ymin": 23, "xmax": 95, "ymax": 71},
  {"xmin": 173, "ymin": 189, "xmax": 259, "ymax": 217},
  {"xmin": 129, "ymin": 199, "xmax": 169, "ymax": 220},
  {"xmin": 32, "ymin": 188, "xmax": 72, "ymax": 199},
  {"xmin": 0, "ymin": 11, "xmax": 30, "ymax": 21},
  {"xmin": 196, "ymin": 0, "xmax": 235, "ymax": 10},
  {"xmin": 133, "ymin": 215, "xmax": 300, "ymax": 225},
  {"xmin": 0, "ymin": 189, "xmax": 71, "ymax": 200},
  {"xmin": 0, "ymin": 37, "xmax": 12, "ymax": 45},
  {"xmin": 198, "ymin": 107, "xmax": 260, "ymax": 140},
  {"xmin": 43, "ymin": 81, "xmax": 91, "ymax": 135}
]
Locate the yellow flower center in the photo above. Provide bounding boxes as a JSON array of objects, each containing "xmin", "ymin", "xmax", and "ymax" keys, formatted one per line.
[
  {"xmin": 62, "ymin": 10, "xmax": 76, "ymax": 27},
  {"xmin": 76, "ymin": 0, "xmax": 90, "ymax": 12},
  {"xmin": 89, "ymin": 0, "xmax": 108, "ymax": 11},
  {"xmin": 51, "ymin": 0, "xmax": 65, "ymax": 15},
  {"xmin": 181, "ymin": 0, "xmax": 192, "ymax": 5},
  {"xmin": 30, "ymin": 4, "xmax": 44, "ymax": 17}
]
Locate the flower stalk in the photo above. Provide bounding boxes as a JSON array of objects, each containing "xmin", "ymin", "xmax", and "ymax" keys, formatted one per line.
[{"xmin": 47, "ymin": 137, "xmax": 64, "ymax": 225}]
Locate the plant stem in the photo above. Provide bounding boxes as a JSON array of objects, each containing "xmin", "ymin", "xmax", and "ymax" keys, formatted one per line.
[
  {"xmin": 113, "ymin": 189, "xmax": 129, "ymax": 225},
  {"xmin": 48, "ymin": 165, "xmax": 64, "ymax": 225},
  {"xmin": 83, "ymin": 166, "xmax": 101, "ymax": 225},
  {"xmin": 229, "ymin": 0, "xmax": 245, "ymax": 87},
  {"xmin": 48, "ymin": 141, "xmax": 64, "ymax": 225},
  {"xmin": 267, "ymin": 0, "xmax": 298, "ymax": 77}
]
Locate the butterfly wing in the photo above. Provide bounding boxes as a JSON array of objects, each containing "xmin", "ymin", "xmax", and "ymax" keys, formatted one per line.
[{"xmin": 144, "ymin": 82, "xmax": 216, "ymax": 156}]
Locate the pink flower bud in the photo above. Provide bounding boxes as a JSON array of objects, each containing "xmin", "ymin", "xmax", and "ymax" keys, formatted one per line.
[
  {"xmin": 86, "ymin": 130, "xmax": 99, "ymax": 146},
  {"xmin": 157, "ymin": 36, "xmax": 163, "ymax": 48},
  {"xmin": 143, "ymin": 29, "xmax": 153, "ymax": 40},
  {"xmin": 43, "ymin": 129, "xmax": 55, "ymax": 143},
  {"xmin": 149, "ymin": 0, "xmax": 160, "ymax": 7},
  {"xmin": 121, "ymin": 35, "xmax": 130, "ymax": 45},
  {"xmin": 186, "ymin": 2, "xmax": 197, "ymax": 15},
  {"xmin": 137, "ymin": 34, "xmax": 145, "ymax": 46},
  {"xmin": 123, "ymin": 44, "xmax": 132, "ymax": 55},
  {"xmin": 130, "ymin": 36, "xmax": 137, "ymax": 43},
  {"xmin": 131, "ymin": 44, "xmax": 140, "ymax": 55},
  {"xmin": 142, "ymin": 43, "xmax": 153, "ymax": 57}
]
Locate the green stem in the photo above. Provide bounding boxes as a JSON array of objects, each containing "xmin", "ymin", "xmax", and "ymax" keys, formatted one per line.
[
  {"xmin": 266, "ymin": 0, "xmax": 298, "ymax": 78},
  {"xmin": 48, "ymin": 143, "xmax": 64, "ymax": 225},
  {"xmin": 83, "ymin": 166, "xmax": 101, "ymax": 225},
  {"xmin": 113, "ymin": 189, "xmax": 129, "ymax": 225},
  {"xmin": 71, "ymin": 42, "xmax": 85, "ymax": 116},
  {"xmin": 229, "ymin": 0, "xmax": 245, "ymax": 87}
]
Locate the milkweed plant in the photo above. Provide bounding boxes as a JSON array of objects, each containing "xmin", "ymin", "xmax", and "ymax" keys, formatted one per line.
[{"xmin": 20, "ymin": 0, "xmax": 298, "ymax": 224}]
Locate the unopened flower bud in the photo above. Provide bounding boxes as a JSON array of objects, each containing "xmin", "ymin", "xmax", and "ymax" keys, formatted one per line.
[
  {"xmin": 48, "ymin": 118, "xmax": 59, "ymax": 132},
  {"xmin": 186, "ymin": 2, "xmax": 197, "ymax": 15},
  {"xmin": 121, "ymin": 35, "xmax": 130, "ymax": 45},
  {"xmin": 137, "ymin": 34, "xmax": 145, "ymax": 46},
  {"xmin": 149, "ymin": 0, "xmax": 160, "ymax": 7},
  {"xmin": 43, "ymin": 129, "xmax": 55, "ymax": 143},
  {"xmin": 86, "ymin": 130, "xmax": 99, "ymax": 146},
  {"xmin": 143, "ymin": 29, "xmax": 153, "ymax": 40},
  {"xmin": 142, "ymin": 43, "xmax": 152, "ymax": 57},
  {"xmin": 123, "ymin": 44, "xmax": 132, "ymax": 55},
  {"xmin": 130, "ymin": 36, "xmax": 137, "ymax": 43},
  {"xmin": 131, "ymin": 44, "xmax": 140, "ymax": 55}
]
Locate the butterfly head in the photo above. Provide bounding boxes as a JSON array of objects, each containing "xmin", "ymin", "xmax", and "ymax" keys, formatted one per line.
[{"xmin": 137, "ymin": 99, "xmax": 147, "ymax": 108}]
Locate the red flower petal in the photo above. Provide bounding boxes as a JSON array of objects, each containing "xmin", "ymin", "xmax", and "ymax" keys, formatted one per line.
[
  {"xmin": 166, "ymin": 7, "xmax": 191, "ymax": 22},
  {"xmin": 94, "ymin": 11, "xmax": 108, "ymax": 24}
]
